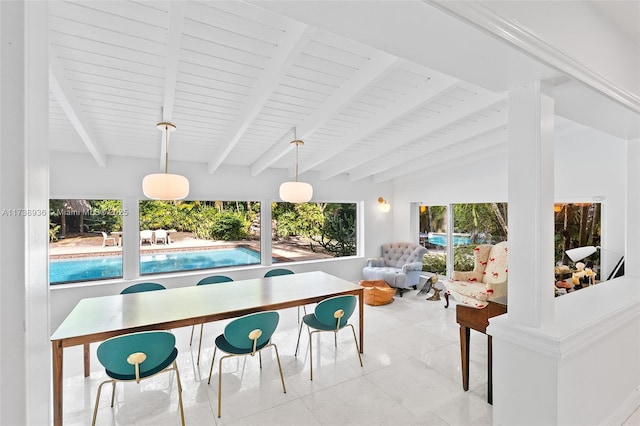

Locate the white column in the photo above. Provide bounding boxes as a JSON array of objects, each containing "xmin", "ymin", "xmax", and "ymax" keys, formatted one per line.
[
  {"xmin": 625, "ymin": 140, "xmax": 640, "ymax": 276},
  {"xmin": 491, "ymin": 86, "xmax": 640, "ymax": 426},
  {"xmin": 1, "ymin": 1, "xmax": 49, "ymax": 424},
  {"xmin": 261, "ymin": 199, "xmax": 272, "ymax": 265},
  {"xmin": 446, "ymin": 204, "xmax": 454, "ymax": 277},
  {"xmin": 505, "ymin": 81, "xmax": 555, "ymax": 327},
  {"xmin": 122, "ymin": 197, "xmax": 140, "ymax": 279},
  {"xmin": 24, "ymin": 2, "xmax": 50, "ymax": 425}
]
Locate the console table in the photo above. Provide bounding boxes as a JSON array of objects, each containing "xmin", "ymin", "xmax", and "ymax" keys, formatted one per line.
[{"xmin": 456, "ymin": 296, "xmax": 507, "ymax": 404}]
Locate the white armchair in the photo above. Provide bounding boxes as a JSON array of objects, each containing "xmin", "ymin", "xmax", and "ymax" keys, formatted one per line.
[
  {"xmin": 362, "ymin": 242, "xmax": 427, "ymax": 296},
  {"xmin": 443, "ymin": 241, "xmax": 508, "ymax": 309}
]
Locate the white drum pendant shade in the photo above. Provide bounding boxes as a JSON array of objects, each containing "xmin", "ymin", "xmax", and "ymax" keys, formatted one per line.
[
  {"xmin": 279, "ymin": 181, "xmax": 313, "ymax": 203},
  {"xmin": 142, "ymin": 173, "xmax": 189, "ymax": 200},
  {"xmin": 279, "ymin": 128, "xmax": 313, "ymax": 203},
  {"xmin": 142, "ymin": 121, "xmax": 190, "ymax": 200}
]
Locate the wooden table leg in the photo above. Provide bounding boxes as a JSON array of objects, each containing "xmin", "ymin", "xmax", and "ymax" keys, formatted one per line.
[
  {"xmin": 460, "ymin": 325, "xmax": 470, "ymax": 391},
  {"xmin": 488, "ymin": 335, "xmax": 493, "ymax": 404},
  {"xmin": 358, "ymin": 291, "xmax": 364, "ymax": 353},
  {"xmin": 52, "ymin": 340, "xmax": 63, "ymax": 426},
  {"xmin": 83, "ymin": 343, "xmax": 90, "ymax": 377}
]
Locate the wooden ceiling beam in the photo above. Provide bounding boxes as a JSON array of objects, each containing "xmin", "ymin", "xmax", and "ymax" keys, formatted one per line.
[
  {"xmin": 49, "ymin": 47, "xmax": 107, "ymax": 167},
  {"xmin": 207, "ymin": 21, "xmax": 314, "ymax": 174}
]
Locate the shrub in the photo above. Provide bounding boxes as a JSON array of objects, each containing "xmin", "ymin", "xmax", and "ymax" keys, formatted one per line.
[
  {"xmin": 423, "ymin": 253, "xmax": 445, "ymax": 274},
  {"xmin": 422, "ymin": 245, "xmax": 476, "ymax": 274}
]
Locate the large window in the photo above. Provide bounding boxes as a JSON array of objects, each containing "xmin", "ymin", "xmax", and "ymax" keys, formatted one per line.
[
  {"xmin": 554, "ymin": 202, "xmax": 614, "ymax": 281},
  {"xmin": 139, "ymin": 200, "xmax": 261, "ymax": 276},
  {"xmin": 419, "ymin": 204, "xmax": 448, "ymax": 274},
  {"xmin": 272, "ymin": 202, "xmax": 357, "ymax": 261},
  {"xmin": 49, "ymin": 199, "xmax": 125, "ymax": 284},
  {"xmin": 420, "ymin": 202, "xmax": 508, "ymax": 276}
]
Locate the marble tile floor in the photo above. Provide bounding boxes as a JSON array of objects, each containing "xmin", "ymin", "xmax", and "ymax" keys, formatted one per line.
[{"xmin": 59, "ymin": 287, "xmax": 640, "ymax": 426}]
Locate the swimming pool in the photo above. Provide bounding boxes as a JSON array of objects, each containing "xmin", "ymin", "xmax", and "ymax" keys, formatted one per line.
[
  {"xmin": 427, "ymin": 233, "xmax": 472, "ymax": 247},
  {"xmin": 50, "ymin": 247, "xmax": 263, "ymax": 284}
]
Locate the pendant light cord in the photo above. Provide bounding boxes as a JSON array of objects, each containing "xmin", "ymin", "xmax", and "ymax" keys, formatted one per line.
[
  {"xmin": 164, "ymin": 124, "xmax": 169, "ymax": 174},
  {"xmin": 294, "ymin": 128, "xmax": 299, "ymax": 182}
]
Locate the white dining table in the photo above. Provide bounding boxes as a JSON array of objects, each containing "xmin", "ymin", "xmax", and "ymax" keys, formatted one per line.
[{"xmin": 50, "ymin": 271, "xmax": 364, "ymax": 426}]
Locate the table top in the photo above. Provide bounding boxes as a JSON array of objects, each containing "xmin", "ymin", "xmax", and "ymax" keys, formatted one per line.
[{"xmin": 51, "ymin": 271, "xmax": 361, "ymax": 345}]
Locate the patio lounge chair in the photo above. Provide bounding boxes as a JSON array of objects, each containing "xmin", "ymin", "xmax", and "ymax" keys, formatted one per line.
[
  {"xmin": 154, "ymin": 229, "xmax": 168, "ymax": 244},
  {"xmin": 101, "ymin": 232, "xmax": 116, "ymax": 247},
  {"xmin": 140, "ymin": 230, "xmax": 153, "ymax": 245}
]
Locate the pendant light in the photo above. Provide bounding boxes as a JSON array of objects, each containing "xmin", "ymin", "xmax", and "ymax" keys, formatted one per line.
[
  {"xmin": 279, "ymin": 127, "xmax": 313, "ymax": 203},
  {"xmin": 142, "ymin": 122, "xmax": 190, "ymax": 200}
]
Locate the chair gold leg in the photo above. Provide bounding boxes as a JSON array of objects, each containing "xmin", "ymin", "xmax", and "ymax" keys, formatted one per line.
[
  {"xmin": 172, "ymin": 362, "xmax": 186, "ymax": 426},
  {"xmin": 92, "ymin": 355, "xmax": 184, "ymax": 426},
  {"xmin": 348, "ymin": 324, "xmax": 363, "ymax": 367},
  {"xmin": 309, "ymin": 329, "xmax": 315, "ymax": 380},
  {"xmin": 270, "ymin": 343, "xmax": 287, "ymax": 394},
  {"xmin": 217, "ymin": 355, "xmax": 228, "ymax": 418},
  {"xmin": 110, "ymin": 381, "xmax": 116, "ymax": 407},
  {"xmin": 92, "ymin": 380, "xmax": 104, "ymax": 426}
]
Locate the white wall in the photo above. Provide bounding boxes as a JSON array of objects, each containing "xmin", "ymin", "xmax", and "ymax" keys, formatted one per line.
[{"xmin": 48, "ymin": 152, "xmax": 395, "ymax": 331}]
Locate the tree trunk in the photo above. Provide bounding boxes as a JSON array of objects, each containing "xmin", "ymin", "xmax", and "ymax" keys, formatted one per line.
[
  {"xmin": 61, "ymin": 213, "xmax": 67, "ymax": 236},
  {"xmin": 491, "ymin": 203, "xmax": 508, "ymax": 235}
]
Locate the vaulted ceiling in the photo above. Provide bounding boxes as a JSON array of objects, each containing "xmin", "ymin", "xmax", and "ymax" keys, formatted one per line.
[{"xmin": 48, "ymin": 0, "xmax": 638, "ymax": 184}]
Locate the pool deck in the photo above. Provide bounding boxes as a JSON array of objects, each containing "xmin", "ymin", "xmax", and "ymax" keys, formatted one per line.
[{"xmin": 49, "ymin": 236, "xmax": 330, "ymax": 262}]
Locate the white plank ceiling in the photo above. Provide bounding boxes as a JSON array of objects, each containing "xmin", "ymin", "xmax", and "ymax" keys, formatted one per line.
[{"xmin": 47, "ymin": 0, "xmax": 635, "ymax": 184}]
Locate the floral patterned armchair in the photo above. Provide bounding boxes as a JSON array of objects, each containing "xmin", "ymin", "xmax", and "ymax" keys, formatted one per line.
[{"xmin": 443, "ymin": 241, "xmax": 508, "ymax": 309}]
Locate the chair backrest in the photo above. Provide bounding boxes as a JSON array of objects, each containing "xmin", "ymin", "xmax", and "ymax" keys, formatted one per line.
[
  {"xmin": 483, "ymin": 241, "xmax": 508, "ymax": 284},
  {"xmin": 224, "ymin": 311, "xmax": 279, "ymax": 351},
  {"xmin": 314, "ymin": 295, "xmax": 357, "ymax": 329},
  {"xmin": 120, "ymin": 282, "xmax": 166, "ymax": 294},
  {"xmin": 101, "ymin": 232, "xmax": 109, "ymax": 238},
  {"xmin": 97, "ymin": 331, "xmax": 175, "ymax": 378},
  {"xmin": 264, "ymin": 268, "xmax": 294, "ymax": 277},
  {"xmin": 197, "ymin": 275, "xmax": 233, "ymax": 285},
  {"xmin": 380, "ymin": 242, "xmax": 427, "ymax": 268},
  {"xmin": 155, "ymin": 229, "xmax": 167, "ymax": 238}
]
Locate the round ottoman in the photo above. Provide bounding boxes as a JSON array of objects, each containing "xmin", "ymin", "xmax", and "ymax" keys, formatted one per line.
[{"xmin": 359, "ymin": 280, "xmax": 395, "ymax": 306}]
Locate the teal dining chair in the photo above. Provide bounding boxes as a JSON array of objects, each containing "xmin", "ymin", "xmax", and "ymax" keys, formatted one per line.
[
  {"xmin": 120, "ymin": 282, "xmax": 166, "ymax": 294},
  {"xmin": 207, "ymin": 311, "xmax": 286, "ymax": 417},
  {"xmin": 92, "ymin": 331, "xmax": 185, "ymax": 426},
  {"xmin": 191, "ymin": 275, "xmax": 234, "ymax": 365},
  {"xmin": 263, "ymin": 268, "xmax": 306, "ymax": 321},
  {"xmin": 295, "ymin": 295, "xmax": 363, "ymax": 380},
  {"xmin": 263, "ymin": 268, "xmax": 294, "ymax": 278}
]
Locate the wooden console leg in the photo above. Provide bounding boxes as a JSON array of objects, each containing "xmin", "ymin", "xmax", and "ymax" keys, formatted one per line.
[{"xmin": 460, "ymin": 325, "xmax": 470, "ymax": 391}]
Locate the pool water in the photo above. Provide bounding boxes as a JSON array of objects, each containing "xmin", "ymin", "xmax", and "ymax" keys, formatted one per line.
[
  {"xmin": 50, "ymin": 247, "xmax": 262, "ymax": 284},
  {"xmin": 427, "ymin": 233, "xmax": 472, "ymax": 247}
]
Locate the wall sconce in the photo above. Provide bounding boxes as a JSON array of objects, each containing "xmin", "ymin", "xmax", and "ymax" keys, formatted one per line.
[{"xmin": 378, "ymin": 197, "xmax": 390, "ymax": 213}]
